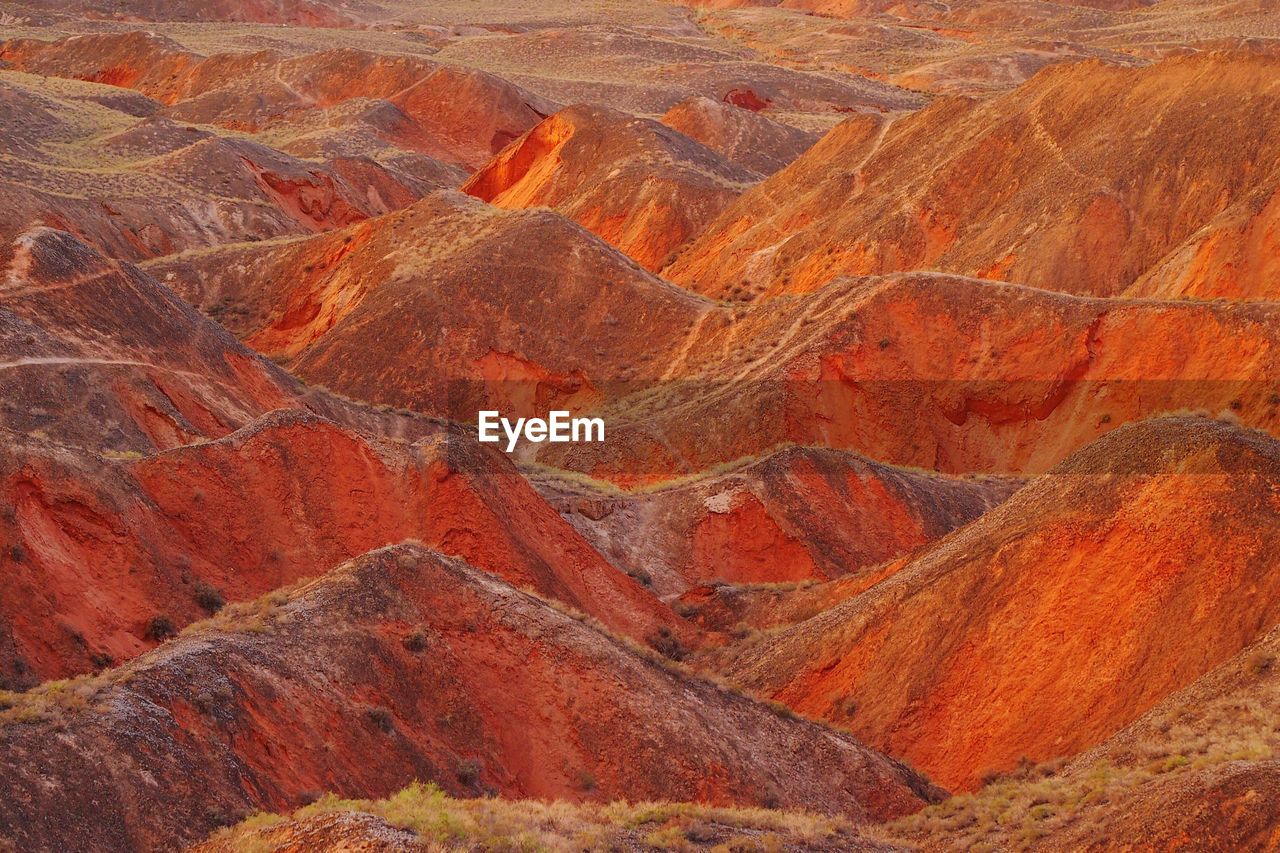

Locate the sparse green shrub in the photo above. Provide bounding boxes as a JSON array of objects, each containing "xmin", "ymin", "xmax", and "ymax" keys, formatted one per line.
[
  {"xmin": 1247, "ymin": 651, "xmax": 1275, "ymax": 677},
  {"xmin": 626, "ymin": 568, "xmax": 653, "ymax": 587},
  {"xmin": 403, "ymin": 628, "xmax": 428, "ymax": 653}
]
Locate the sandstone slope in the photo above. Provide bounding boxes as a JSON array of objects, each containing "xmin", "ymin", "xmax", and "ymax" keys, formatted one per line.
[
  {"xmin": 885, "ymin": 625, "xmax": 1280, "ymax": 849},
  {"xmin": 532, "ymin": 445, "xmax": 1016, "ymax": 595},
  {"xmin": 723, "ymin": 417, "xmax": 1280, "ymax": 791},
  {"xmin": 0, "ymin": 410, "xmax": 681, "ymax": 686},
  {"xmin": 0, "ymin": 226, "xmax": 303, "ymax": 453},
  {"xmin": 660, "ymin": 95, "xmax": 819, "ymax": 176},
  {"xmin": 0, "ymin": 544, "xmax": 941, "ymax": 852},
  {"xmin": 0, "ymin": 33, "xmax": 556, "ymax": 170},
  {"xmin": 463, "ymin": 104, "xmax": 758, "ymax": 271},
  {"xmin": 145, "ymin": 192, "xmax": 714, "ymax": 417},
  {"xmin": 542, "ymin": 272, "xmax": 1280, "ymax": 481},
  {"xmin": 664, "ymin": 52, "xmax": 1280, "ymax": 300},
  {"xmin": 0, "ymin": 71, "xmax": 438, "ymax": 262}
]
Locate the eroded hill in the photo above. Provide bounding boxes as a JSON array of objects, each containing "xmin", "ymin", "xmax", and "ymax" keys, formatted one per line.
[
  {"xmin": 0, "ymin": 544, "xmax": 941, "ymax": 852},
  {"xmin": 724, "ymin": 417, "xmax": 1280, "ymax": 791},
  {"xmin": 665, "ymin": 53, "xmax": 1280, "ymax": 301}
]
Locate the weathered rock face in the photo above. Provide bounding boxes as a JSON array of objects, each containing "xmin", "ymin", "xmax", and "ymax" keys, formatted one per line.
[
  {"xmin": 725, "ymin": 418, "xmax": 1280, "ymax": 791},
  {"xmin": 0, "ymin": 545, "xmax": 942, "ymax": 853},
  {"xmin": 145, "ymin": 191, "xmax": 715, "ymax": 417},
  {"xmin": 534, "ymin": 445, "xmax": 1016, "ymax": 596},
  {"xmin": 463, "ymin": 105, "xmax": 757, "ymax": 271},
  {"xmin": 0, "ymin": 411, "xmax": 681, "ymax": 686},
  {"xmin": 664, "ymin": 53, "xmax": 1280, "ymax": 300}
]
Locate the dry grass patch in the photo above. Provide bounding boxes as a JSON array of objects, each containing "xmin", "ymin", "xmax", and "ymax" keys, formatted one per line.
[{"xmin": 209, "ymin": 782, "xmax": 858, "ymax": 851}]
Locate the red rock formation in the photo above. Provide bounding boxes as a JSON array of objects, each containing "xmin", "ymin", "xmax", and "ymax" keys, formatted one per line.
[
  {"xmin": 665, "ymin": 52, "xmax": 1280, "ymax": 299},
  {"xmin": 464, "ymin": 105, "xmax": 757, "ymax": 271},
  {"xmin": 0, "ymin": 411, "xmax": 682, "ymax": 685},
  {"xmin": 726, "ymin": 417, "xmax": 1280, "ymax": 790},
  {"xmin": 145, "ymin": 192, "xmax": 714, "ymax": 417},
  {"xmin": 0, "ymin": 35, "xmax": 555, "ymax": 170},
  {"xmin": 543, "ymin": 272, "xmax": 1280, "ymax": 481},
  {"xmin": 0, "ymin": 227, "xmax": 302, "ymax": 453},
  {"xmin": 0, "ymin": 544, "xmax": 942, "ymax": 852},
  {"xmin": 534, "ymin": 446, "xmax": 1016, "ymax": 594},
  {"xmin": 0, "ymin": 74, "xmax": 439, "ymax": 262}
]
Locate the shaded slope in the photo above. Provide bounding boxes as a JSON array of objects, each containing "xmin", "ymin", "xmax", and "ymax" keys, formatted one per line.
[
  {"xmin": 0, "ymin": 544, "xmax": 941, "ymax": 852},
  {"xmin": 0, "ymin": 227, "xmax": 302, "ymax": 453},
  {"xmin": 532, "ymin": 446, "xmax": 1016, "ymax": 595},
  {"xmin": 463, "ymin": 105, "xmax": 757, "ymax": 271},
  {"xmin": 726, "ymin": 417, "xmax": 1280, "ymax": 790},
  {"xmin": 0, "ymin": 411, "xmax": 680, "ymax": 685},
  {"xmin": 146, "ymin": 192, "xmax": 714, "ymax": 417},
  {"xmin": 665, "ymin": 52, "xmax": 1280, "ymax": 299},
  {"xmin": 660, "ymin": 94, "xmax": 819, "ymax": 176}
]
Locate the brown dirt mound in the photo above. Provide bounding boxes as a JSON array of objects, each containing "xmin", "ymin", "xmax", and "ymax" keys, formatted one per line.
[
  {"xmin": 463, "ymin": 104, "xmax": 757, "ymax": 271},
  {"xmin": 721, "ymin": 416, "xmax": 1280, "ymax": 791},
  {"xmin": 0, "ymin": 544, "xmax": 942, "ymax": 852}
]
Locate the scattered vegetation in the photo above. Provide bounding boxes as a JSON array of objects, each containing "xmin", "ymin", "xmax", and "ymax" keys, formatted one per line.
[
  {"xmin": 877, "ymin": 690, "xmax": 1280, "ymax": 850},
  {"xmin": 402, "ymin": 627, "xmax": 429, "ymax": 653},
  {"xmin": 194, "ymin": 581, "xmax": 226, "ymax": 615},
  {"xmin": 209, "ymin": 782, "xmax": 858, "ymax": 851},
  {"xmin": 365, "ymin": 705, "xmax": 395, "ymax": 733},
  {"xmin": 454, "ymin": 759, "xmax": 481, "ymax": 787},
  {"xmin": 144, "ymin": 615, "xmax": 176, "ymax": 642},
  {"xmin": 626, "ymin": 567, "xmax": 653, "ymax": 587},
  {"xmin": 646, "ymin": 626, "xmax": 689, "ymax": 662}
]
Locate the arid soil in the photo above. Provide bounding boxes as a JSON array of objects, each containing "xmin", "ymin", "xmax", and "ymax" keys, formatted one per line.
[{"xmin": 3, "ymin": 0, "xmax": 1280, "ymax": 850}]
